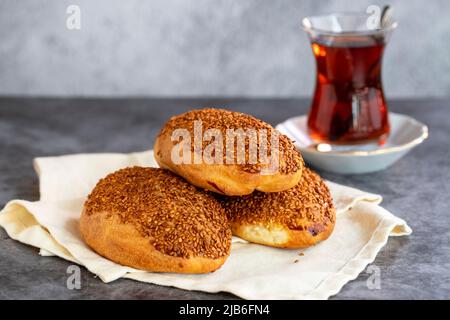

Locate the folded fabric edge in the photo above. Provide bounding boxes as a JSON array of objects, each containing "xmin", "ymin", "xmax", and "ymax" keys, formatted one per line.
[
  {"xmin": 305, "ymin": 207, "xmax": 411, "ymax": 300},
  {"xmin": 326, "ymin": 181, "xmax": 382, "ymax": 215},
  {"xmin": 123, "ymin": 272, "xmax": 312, "ymax": 300},
  {"xmin": 0, "ymin": 200, "xmax": 79, "ymax": 264},
  {"xmin": 336, "ymin": 194, "xmax": 383, "ymax": 216},
  {"xmin": 0, "ymin": 173, "xmax": 410, "ymax": 299},
  {"xmin": 122, "ymin": 210, "xmax": 411, "ymax": 300},
  {"xmin": 40, "ymin": 248, "xmax": 56, "ymax": 257},
  {"xmin": 0, "ymin": 200, "xmax": 133, "ymax": 283},
  {"xmin": 33, "ymin": 150, "xmax": 152, "ymax": 165},
  {"xmin": 194, "ymin": 205, "xmax": 412, "ymax": 300}
]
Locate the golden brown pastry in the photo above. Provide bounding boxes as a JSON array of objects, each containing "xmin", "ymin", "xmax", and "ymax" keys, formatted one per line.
[
  {"xmin": 154, "ymin": 108, "xmax": 304, "ymax": 196},
  {"xmin": 221, "ymin": 168, "xmax": 335, "ymax": 248},
  {"xmin": 80, "ymin": 167, "xmax": 232, "ymax": 274}
]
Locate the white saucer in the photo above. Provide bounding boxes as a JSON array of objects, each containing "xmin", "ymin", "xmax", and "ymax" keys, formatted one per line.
[{"xmin": 276, "ymin": 112, "xmax": 428, "ymax": 174}]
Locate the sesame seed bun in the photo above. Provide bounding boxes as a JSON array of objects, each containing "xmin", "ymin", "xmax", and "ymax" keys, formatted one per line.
[
  {"xmin": 221, "ymin": 168, "xmax": 336, "ymax": 248},
  {"xmin": 80, "ymin": 167, "xmax": 231, "ymax": 273},
  {"xmin": 154, "ymin": 108, "xmax": 304, "ymax": 196}
]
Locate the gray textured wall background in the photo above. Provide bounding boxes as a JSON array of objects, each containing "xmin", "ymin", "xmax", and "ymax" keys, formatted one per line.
[{"xmin": 1, "ymin": 0, "xmax": 449, "ymax": 98}]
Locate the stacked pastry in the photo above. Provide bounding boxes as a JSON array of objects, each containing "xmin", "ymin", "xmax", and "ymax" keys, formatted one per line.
[{"xmin": 80, "ymin": 109, "xmax": 336, "ymax": 274}]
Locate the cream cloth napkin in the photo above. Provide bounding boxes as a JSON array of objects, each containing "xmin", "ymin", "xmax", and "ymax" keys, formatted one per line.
[{"xmin": 0, "ymin": 150, "xmax": 411, "ymax": 299}]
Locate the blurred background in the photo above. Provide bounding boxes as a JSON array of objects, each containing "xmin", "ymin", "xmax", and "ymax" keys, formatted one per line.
[{"xmin": 1, "ymin": 0, "xmax": 449, "ymax": 98}]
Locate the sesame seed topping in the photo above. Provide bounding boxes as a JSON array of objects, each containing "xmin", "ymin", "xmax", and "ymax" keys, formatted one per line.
[
  {"xmin": 84, "ymin": 167, "xmax": 231, "ymax": 259},
  {"xmin": 221, "ymin": 168, "xmax": 335, "ymax": 231},
  {"xmin": 158, "ymin": 108, "xmax": 303, "ymax": 174}
]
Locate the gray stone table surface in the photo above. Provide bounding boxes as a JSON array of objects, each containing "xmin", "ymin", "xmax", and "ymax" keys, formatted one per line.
[{"xmin": 0, "ymin": 97, "xmax": 449, "ymax": 300}]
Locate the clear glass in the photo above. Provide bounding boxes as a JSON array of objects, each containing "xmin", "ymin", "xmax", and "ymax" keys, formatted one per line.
[{"xmin": 303, "ymin": 13, "xmax": 397, "ymax": 145}]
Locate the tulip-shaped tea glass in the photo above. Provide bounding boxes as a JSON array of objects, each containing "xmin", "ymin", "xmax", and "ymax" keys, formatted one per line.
[{"xmin": 303, "ymin": 13, "xmax": 397, "ymax": 144}]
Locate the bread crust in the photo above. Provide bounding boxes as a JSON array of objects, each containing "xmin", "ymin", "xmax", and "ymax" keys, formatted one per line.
[
  {"xmin": 80, "ymin": 211, "xmax": 227, "ymax": 273},
  {"xmin": 230, "ymin": 220, "xmax": 334, "ymax": 249},
  {"xmin": 155, "ymin": 134, "xmax": 302, "ymax": 195},
  {"xmin": 154, "ymin": 108, "xmax": 304, "ymax": 196},
  {"xmin": 79, "ymin": 167, "xmax": 231, "ymax": 274},
  {"xmin": 222, "ymin": 168, "xmax": 336, "ymax": 248}
]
